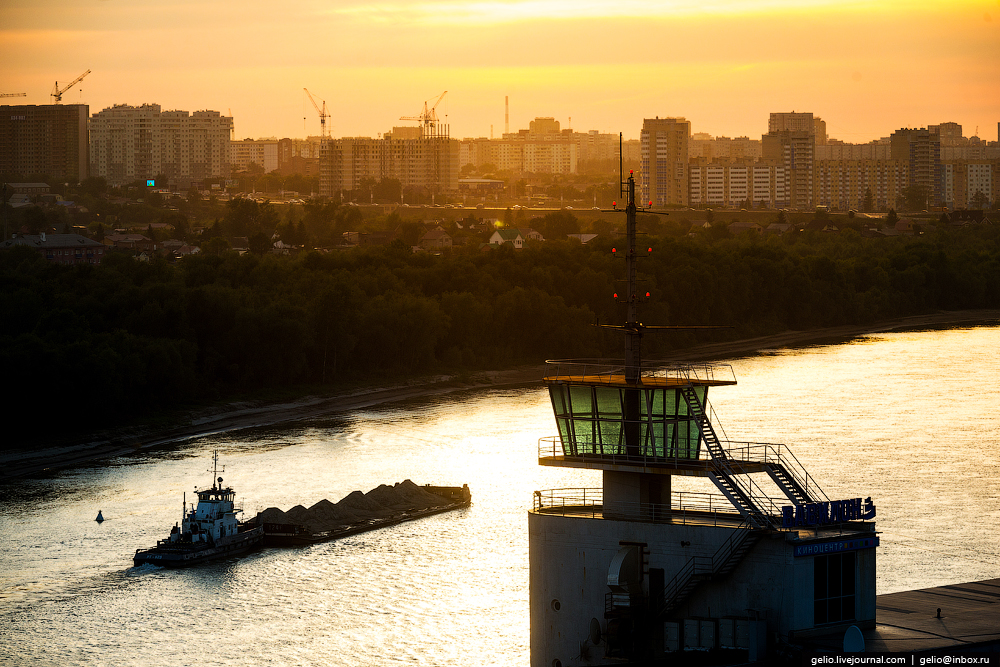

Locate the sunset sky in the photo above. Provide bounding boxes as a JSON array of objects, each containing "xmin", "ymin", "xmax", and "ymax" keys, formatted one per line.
[{"xmin": 2, "ymin": 0, "xmax": 998, "ymax": 143}]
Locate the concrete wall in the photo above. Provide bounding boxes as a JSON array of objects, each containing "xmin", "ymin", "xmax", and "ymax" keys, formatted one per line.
[{"xmin": 528, "ymin": 512, "xmax": 877, "ymax": 666}]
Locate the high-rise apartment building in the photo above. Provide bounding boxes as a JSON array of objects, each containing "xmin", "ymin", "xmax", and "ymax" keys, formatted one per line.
[
  {"xmin": 689, "ymin": 135, "xmax": 762, "ymax": 161},
  {"xmin": 89, "ymin": 104, "xmax": 232, "ymax": 186},
  {"xmin": 640, "ymin": 117, "xmax": 689, "ymax": 207},
  {"xmin": 890, "ymin": 128, "xmax": 942, "ymax": 208},
  {"xmin": 762, "ymin": 130, "xmax": 814, "ymax": 209},
  {"xmin": 688, "ymin": 160, "xmax": 789, "ymax": 209},
  {"xmin": 929, "ymin": 122, "xmax": 963, "ymax": 146},
  {"xmin": 0, "ymin": 104, "xmax": 89, "ymax": 181},
  {"xmin": 230, "ymin": 139, "xmax": 279, "ymax": 173}
]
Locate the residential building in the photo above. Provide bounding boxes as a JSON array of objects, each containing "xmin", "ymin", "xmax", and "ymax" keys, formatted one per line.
[
  {"xmin": 277, "ymin": 137, "xmax": 322, "ymax": 176},
  {"xmin": 763, "ymin": 129, "xmax": 815, "ymax": 209},
  {"xmin": 944, "ymin": 160, "xmax": 999, "ymax": 209},
  {"xmin": 488, "ymin": 227, "xmax": 541, "ymax": 248},
  {"xmin": 0, "ymin": 104, "xmax": 89, "ymax": 181},
  {"xmin": 929, "ymin": 122, "xmax": 964, "ymax": 146},
  {"xmin": 489, "ymin": 228, "xmax": 524, "ymax": 248},
  {"xmin": 769, "ymin": 111, "xmax": 826, "ymax": 144},
  {"xmin": 7, "ymin": 182, "xmax": 52, "ymax": 195},
  {"xmin": 104, "ymin": 233, "xmax": 157, "ymax": 252},
  {"xmin": 640, "ymin": 117, "xmax": 690, "ymax": 207},
  {"xmin": 89, "ymin": 104, "xmax": 232, "ymax": 186},
  {"xmin": 812, "ymin": 156, "xmax": 907, "ymax": 212},
  {"xmin": 230, "ymin": 139, "xmax": 278, "ymax": 173},
  {"xmin": 419, "ymin": 228, "xmax": 453, "ymax": 250},
  {"xmin": 689, "ymin": 135, "xmax": 762, "ymax": 161},
  {"xmin": 455, "ymin": 119, "xmax": 636, "ymax": 175},
  {"xmin": 689, "ymin": 160, "xmax": 789, "ymax": 209},
  {"xmin": 0, "ymin": 233, "xmax": 106, "ymax": 264},
  {"xmin": 890, "ymin": 128, "xmax": 942, "ymax": 208},
  {"xmin": 576, "ymin": 130, "xmax": 640, "ymax": 165}
]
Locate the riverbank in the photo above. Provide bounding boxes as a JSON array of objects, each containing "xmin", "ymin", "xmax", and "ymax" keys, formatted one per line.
[{"xmin": 3, "ymin": 308, "xmax": 998, "ymax": 481}]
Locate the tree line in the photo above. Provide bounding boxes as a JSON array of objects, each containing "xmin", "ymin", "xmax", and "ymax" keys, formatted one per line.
[{"xmin": 3, "ymin": 222, "xmax": 999, "ymax": 445}]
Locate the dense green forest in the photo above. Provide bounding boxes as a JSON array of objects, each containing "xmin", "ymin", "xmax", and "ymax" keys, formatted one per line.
[{"xmin": 3, "ymin": 223, "xmax": 1000, "ymax": 443}]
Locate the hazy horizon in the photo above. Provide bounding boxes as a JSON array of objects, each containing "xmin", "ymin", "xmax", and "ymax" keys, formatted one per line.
[{"xmin": 2, "ymin": 0, "xmax": 998, "ymax": 143}]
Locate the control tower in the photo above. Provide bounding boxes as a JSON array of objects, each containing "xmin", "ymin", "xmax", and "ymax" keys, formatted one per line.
[{"xmin": 528, "ymin": 173, "xmax": 878, "ymax": 665}]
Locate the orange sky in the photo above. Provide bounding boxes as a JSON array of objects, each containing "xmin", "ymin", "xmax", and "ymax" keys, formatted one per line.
[{"xmin": 2, "ymin": 0, "xmax": 998, "ymax": 143}]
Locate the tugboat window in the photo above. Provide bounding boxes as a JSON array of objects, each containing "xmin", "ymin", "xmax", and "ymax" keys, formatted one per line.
[{"xmin": 814, "ymin": 552, "xmax": 856, "ymax": 625}]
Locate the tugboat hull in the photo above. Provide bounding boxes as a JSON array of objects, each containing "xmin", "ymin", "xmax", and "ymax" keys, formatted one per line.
[{"xmin": 133, "ymin": 525, "xmax": 264, "ymax": 568}]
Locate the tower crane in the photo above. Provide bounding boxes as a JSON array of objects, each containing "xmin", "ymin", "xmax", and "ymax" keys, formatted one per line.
[
  {"xmin": 1, "ymin": 93, "xmax": 27, "ymax": 99},
  {"xmin": 303, "ymin": 88, "xmax": 330, "ymax": 138},
  {"xmin": 400, "ymin": 90, "xmax": 447, "ymax": 135},
  {"xmin": 51, "ymin": 69, "xmax": 91, "ymax": 103}
]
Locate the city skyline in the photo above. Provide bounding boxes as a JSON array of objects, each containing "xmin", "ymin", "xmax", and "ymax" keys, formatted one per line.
[{"xmin": 2, "ymin": 0, "xmax": 998, "ymax": 143}]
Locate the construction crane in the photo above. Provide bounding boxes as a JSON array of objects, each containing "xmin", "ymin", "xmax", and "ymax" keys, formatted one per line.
[
  {"xmin": 1, "ymin": 93, "xmax": 27, "ymax": 98},
  {"xmin": 400, "ymin": 90, "xmax": 447, "ymax": 135},
  {"xmin": 303, "ymin": 88, "xmax": 329, "ymax": 138},
  {"xmin": 51, "ymin": 69, "xmax": 91, "ymax": 103}
]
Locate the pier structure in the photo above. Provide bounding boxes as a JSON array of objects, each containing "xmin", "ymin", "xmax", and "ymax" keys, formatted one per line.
[{"xmin": 528, "ymin": 173, "xmax": 879, "ymax": 665}]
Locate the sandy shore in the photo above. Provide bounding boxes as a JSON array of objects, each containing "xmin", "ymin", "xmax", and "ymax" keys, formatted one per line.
[{"xmin": 3, "ymin": 308, "xmax": 998, "ymax": 481}]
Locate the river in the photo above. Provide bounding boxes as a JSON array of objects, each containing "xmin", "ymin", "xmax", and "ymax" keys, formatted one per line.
[{"xmin": 1, "ymin": 325, "xmax": 998, "ymax": 666}]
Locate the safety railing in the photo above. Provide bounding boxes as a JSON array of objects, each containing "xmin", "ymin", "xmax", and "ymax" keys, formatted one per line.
[
  {"xmin": 538, "ymin": 436, "xmax": 704, "ymax": 466},
  {"xmin": 543, "ymin": 359, "xmax": 736, "ymax": 386},
  {"xmin": 680, "ymin": 384, "xmax": 804, "ymax": 529},
  {"xmin": 656, "ymin": 516, "xmax": 755, "ymax": 618},
  {"xmin": 531, "ymin": 488, "xmax": 763, "ymax": 527},
  {"xmin": 721, "ymin": 441, "xmax": 829, "ymax": 503}
]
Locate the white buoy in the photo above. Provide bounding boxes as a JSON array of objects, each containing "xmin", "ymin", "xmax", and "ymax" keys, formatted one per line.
[{"xmin": 95, "ymin": 510, "xmax": 104, "ymax": 523}]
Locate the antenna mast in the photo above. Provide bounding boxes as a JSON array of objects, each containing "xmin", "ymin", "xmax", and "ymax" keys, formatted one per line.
[
  {"xmin": 622, "ymin": 162, "xmax": 641, "ymax": 384},
  {"xmin": 208, "ymin": 450, "xmax": 224, "ymax": 489}
]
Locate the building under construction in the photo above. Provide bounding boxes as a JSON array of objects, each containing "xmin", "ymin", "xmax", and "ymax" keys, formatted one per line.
[
  {"xmin": 318, "ymin": 125, "xmax": 459, "ymax": 200},
  {"xmin": 0, "ymin": 104, "xmax": 90, "ymax": 181}
]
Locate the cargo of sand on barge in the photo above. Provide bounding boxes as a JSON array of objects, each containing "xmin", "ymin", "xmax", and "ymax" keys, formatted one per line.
[{"xmin": 257, "ymin": 480, "xmax": 471, "ymax": 547}]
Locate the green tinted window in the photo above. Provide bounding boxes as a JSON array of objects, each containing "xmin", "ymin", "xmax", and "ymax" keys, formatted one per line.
[
  {"xmin": 557, "ymin": 417, "xmax": 572, "ymax": 453},
  {"xmin": 595, "ymin": 387, "xmax": 622, "ymax": 417},
  {"xmin": 569, "ymin": 385, "xmax": 593, "ymax": 416},
  {"xmin": 599, "ymin": 419, "xmax": 622, "ymax": 450},
  {"xmin": 549, "ymin": 385, "xmax": 568, "ymax": 416}
]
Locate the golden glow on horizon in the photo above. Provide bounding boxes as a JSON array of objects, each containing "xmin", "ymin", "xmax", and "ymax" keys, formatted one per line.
[
  {"xmin": 0, "ymin": 0, "xmax": 996, "ymax": 142},
  {"xmin": 331, "ymin": 0, "xmax": 877, "ymax": 25}
]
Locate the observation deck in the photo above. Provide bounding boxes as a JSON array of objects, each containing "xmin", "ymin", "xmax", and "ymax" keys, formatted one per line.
[{"xmin": 540, "ymin": 359, "xmax": 828, "ymax": 530}]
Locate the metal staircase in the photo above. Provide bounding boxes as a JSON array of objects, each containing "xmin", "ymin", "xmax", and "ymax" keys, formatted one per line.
[
  {"xmin": 654, "ymin": 518, "xmax": 761, "ymax": 619},
  {"xmin": 680, "ymin": 385, "xmax": 776, "ymax": 529},
  {"xmin": 765, "ymin": 461, "xmax": 818, "ymax": 505}
]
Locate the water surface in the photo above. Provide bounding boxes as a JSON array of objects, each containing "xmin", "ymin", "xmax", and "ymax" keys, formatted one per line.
[{"xmin": 2, "ymin": 325, "xmax": 998, "ymax": 665}]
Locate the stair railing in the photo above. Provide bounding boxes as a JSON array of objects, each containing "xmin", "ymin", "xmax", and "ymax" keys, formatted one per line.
[
  {"xmin": 655, "ymin": 516, "xmax": 755, "ymax": 619},
  {"xmin": 682, "ymin": 385, "xmax": 782, "ymax": 528}
]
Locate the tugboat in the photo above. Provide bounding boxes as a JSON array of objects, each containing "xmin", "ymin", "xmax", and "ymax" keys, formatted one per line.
[{"xmin": 133, "ymin": 452, "xmax": 264, "ymax": 567}]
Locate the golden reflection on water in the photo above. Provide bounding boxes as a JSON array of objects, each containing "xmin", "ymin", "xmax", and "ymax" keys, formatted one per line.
[
  {"xmin": 0, "ymin": 326, "xmax": 997, "ymax": 664},
  {"xmin": 708, "ymin": 326, "xmax": 1000, "ymax": 594}
]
